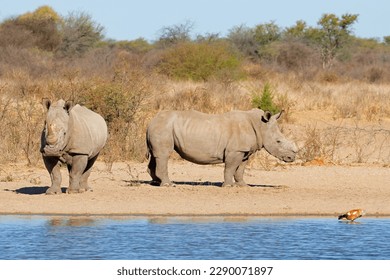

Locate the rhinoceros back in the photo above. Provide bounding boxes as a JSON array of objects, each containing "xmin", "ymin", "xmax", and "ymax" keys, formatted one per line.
[
  {"xmin": 147, "ymin": 110, "xmax": 261, "ymax": 164},
  {"xmin": 66, "ymin": 105, "xmax": 107, "ymax": 157}
]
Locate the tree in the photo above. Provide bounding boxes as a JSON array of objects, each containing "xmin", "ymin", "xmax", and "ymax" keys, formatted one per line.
[
  {"xmin": 0, "ymin": 5, "xmax": 61, "ymax": 51},
  {"xmin": 253, "ymin": 21, "xmax": 281, "ymax": 60},
  {"xmin": 285, "ymin": 20, "xmax": 307, "ymax": 38},
  {"xmin": 56, "ymin": 11, "xmax": 104, "ymax": 58},
  {"xmin": 157, "ymin": 21, "xmax": 194, "ymax": 47},
  {"xmin": 18, "ymin": 5, "xmax": 60, "ymax": 22},
  {"xmin": 315, "ymin": 13, "xmax": 358, "ymax": 69},
  {"xmin": 254, "ymin": 21, "xmax": 281, "ymax": 45},
  {"xmin": 227, "ymin": 24, "xmax": 258, "ymax": 59},
  {"xmin": 384, "ymin": 36, "xmax": 390, "ymax": 45}
]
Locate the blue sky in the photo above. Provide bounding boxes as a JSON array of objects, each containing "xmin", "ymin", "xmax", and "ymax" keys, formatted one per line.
[{"xmin": 0, "ymin": 0, "xmax": 388, "ymax": 41}]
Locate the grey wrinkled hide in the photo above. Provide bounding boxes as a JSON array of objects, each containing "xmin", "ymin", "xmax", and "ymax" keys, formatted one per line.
[
  {"xmin": 41, "ymin": 99, "xmax": 108, "ymax": 194},
  {"xmin": 146, "ymin": 109, "xmax": 297, "ymax": 187}
]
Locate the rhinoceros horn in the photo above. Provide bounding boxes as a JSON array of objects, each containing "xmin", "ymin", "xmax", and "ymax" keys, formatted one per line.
[{"xmin": 46, "ymin": 124, "xmax": 58, "ymax": 145}]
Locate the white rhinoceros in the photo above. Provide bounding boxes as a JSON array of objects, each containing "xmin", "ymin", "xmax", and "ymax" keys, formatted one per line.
[
  {"xmin": 146, "ymin": 109, "xmax": 297, "ymax": 187},
  {"xmin": 40, "ymin": 99, "xmax": 108, "ymax": 194}
]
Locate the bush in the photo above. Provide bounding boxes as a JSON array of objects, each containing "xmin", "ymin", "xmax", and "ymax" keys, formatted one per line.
[
  {"xmin": 17, "ymin": 6, "xmax": 61, "ymax": 51},
  {"xmin": 157, "ymin": 41, "xmax": 241, "ymax": 81},
  {"xmin": 228, "ymin": 24, "xmax": 258, "ymax": 59},
  {"xmin": 56, "ymin": 11, "xmax": 104, "ymax": 58},
  {"xmin": 276, "ymin": 40, "xmax": 318, "ymax": 71},
  {"xmin": 0, "ymin": 46, "xmax": 53, "ymax": 78},
  {"xmin": 366, "ymin": 67, "xmax": 384, "ymax": 83},
  {"xmin": 114, "ymin": 38, "xmax": 152, "ymax": 53},
  {"xmin": 78, "ymin": 61, "xmax": 150, "ymax": 165},
  {"xmin": 0, "ymin": 19, "xmax": 36, "ymax": 49},
  {"xmin": 252, "ymin": 83, "xmax": 280, "ymax": 114},
  {"xmin": 0, "ymin": 6, "xmax": 61, "ymax": 52}
]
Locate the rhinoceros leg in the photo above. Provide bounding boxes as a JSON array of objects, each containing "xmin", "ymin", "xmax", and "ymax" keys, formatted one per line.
[
  {"xmin": 43, "ymin": 156, "xmax": 63, "ymax": 195},
  {"xmin": 67, "ymin": 154, "xmax": 88, "ymax": 194},
  {"xmin": 79, "ymin": 154, "xmax": 99, "ymax": 192},
  {"xmin": 223, "ymin": 152, "xmax": 245, "ymax": 187},
  {"xmin": 147, "ymin": 154, "xmax": 161, "ymax": 185},
  {"xmin": 148, "ymin": 135, "xmax": 174, "ymax": 186},
  {"xmin": 155, "ymin": 155, "xmax": 173, "ymax": 186},
  {"xmin": 234, "ymin": 160, "xmax": 249, "ymax": 187}
]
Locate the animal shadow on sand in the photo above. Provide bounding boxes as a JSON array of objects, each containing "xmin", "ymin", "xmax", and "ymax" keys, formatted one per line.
[
  {"xmin": 10, "ymin": 186, "xmax": 67, "ymax": 195},
  {"xmin": 125, "ymin": 180, "xmax": 282, "ymax": 188}
]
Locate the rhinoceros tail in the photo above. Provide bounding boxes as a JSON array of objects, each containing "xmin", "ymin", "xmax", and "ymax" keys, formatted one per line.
[
  {"xmin": 145, "ymin": 131, "xmax": 152, "ymax": 160},
  {"xmin": 145, "ymin": 149, "xmax": 151, "ymax": 160}
]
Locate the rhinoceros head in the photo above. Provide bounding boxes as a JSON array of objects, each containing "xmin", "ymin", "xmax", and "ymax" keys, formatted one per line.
[
  {"xmin": 41, "ymin": 99, "xmax": 73, "ymax": 157},
  {"xmin": 260, "ymin": 111, "xmax": 297, "ymax": 162}
]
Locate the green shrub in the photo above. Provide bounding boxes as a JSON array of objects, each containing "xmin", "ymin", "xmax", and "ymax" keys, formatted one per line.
[
  {"xmin": 252, "ymin": 82, "xmax": 280, "ymax": 114},
  {"xmin": 114, "ymin": 38, "xmax": 152, "ymax": 53},
  {"xmin": 158, "ymin": 41, "xmax": 241, "ymax": 81}
]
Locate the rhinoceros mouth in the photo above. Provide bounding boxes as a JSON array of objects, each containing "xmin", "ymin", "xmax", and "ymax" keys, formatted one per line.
[
  {"xmin": 263, "ymin": 146, "xmax": 296, "ymax": 163},
  {"xmin": 41, "ymin": 145, "xmax": 64, "ymax": 157},
  {"xmin": 282, "ymin": 155, "xmax": 295, "ymax": 162}
]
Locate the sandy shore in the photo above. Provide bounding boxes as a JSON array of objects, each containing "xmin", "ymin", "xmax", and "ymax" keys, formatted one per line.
[{"xmin": 0, "ymin": 160, "xmax": 389, "ymax": 217}]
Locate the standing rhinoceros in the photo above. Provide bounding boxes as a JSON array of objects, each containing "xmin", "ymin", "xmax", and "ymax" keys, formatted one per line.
[
  {"xmin": 40, "ymin": 99, "xmax": 108, "ymax": 194},
  {"xmin": 146, "ymin": 109, "xmax": 297, "ymax": 187}
]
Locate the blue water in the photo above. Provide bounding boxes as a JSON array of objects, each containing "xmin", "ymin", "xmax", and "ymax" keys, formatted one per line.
[{"xmin": 0, "ymin": 216, "xmax": 389, "ymax": 260}]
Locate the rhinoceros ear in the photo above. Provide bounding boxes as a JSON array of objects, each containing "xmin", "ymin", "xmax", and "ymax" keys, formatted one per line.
[
  {"xmin": 64, "ymin": 100, "xmax": 74, "ymax": 113},
  {"xmin": 274, "ymin": 110, "xmax": 284, "ymax": 120},
  {"xmin": 261, "ymin": 111, "xmax": 272, "ymax": 123},
  {"xmin": 42, "ymin": 98, "xmax": 51, "ymax": 111}
]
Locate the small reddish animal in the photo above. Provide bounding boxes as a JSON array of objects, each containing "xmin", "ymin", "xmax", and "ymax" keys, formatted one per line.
[{"xmin": 338, "ymin": 209, "xmax": 365, "ymax": 222}]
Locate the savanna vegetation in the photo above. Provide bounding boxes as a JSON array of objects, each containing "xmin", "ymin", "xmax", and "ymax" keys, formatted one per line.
[{"xmin": 0, "ymin": 6, "xmax": 389, "ymax": 170}]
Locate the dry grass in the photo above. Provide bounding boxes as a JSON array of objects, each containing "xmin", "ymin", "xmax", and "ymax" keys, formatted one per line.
[{"xmin": 0, "ymin": 69, "xmax": 389, "ymax": 168}]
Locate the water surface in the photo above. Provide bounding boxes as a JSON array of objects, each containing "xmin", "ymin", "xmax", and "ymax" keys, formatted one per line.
[{"xmin": 0, "ymin": 216, "xmax": 388, "ymax": 260}]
